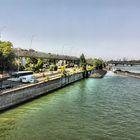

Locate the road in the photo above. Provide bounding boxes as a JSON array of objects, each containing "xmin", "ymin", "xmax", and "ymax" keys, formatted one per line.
[{"xmin": 0, "ymin": 68, "xmax": 82, "ymax": 93}]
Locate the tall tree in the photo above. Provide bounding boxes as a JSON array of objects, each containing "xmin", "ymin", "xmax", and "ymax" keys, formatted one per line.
[
  {"xmin": 0, "ymin": 41, "xmax": 15, "ymax": 72},
  {"xmin": 80, "ymin": 53, "xmax": 87, "ymax": 67},
  {"xmin": 92, "ymin": 58, "xmax": 104, "ymax": 69}
]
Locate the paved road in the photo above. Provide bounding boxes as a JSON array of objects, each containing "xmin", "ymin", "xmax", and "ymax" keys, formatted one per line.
[
  {"xmin": 0, "ymin": 72, "xmax": 62, "ymax": 93},
  {"xmin": 0, "ymin": 69, "xmax": 82, "ymax": 93}
]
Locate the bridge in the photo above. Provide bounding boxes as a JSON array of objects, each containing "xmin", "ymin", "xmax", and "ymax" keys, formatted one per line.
[
  {"xmin": 107, "ymin": 60, "xmax": 140, "ymax": 66},
  {"xmin": 14, "ymin": 48, "xmax": 79, "ymax": 61}
]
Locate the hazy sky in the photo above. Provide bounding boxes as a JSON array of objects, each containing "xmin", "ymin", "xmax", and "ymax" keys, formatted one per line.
[{"xmin": 0, "ymin": 0, "xmax": 140, "ymax": 59}]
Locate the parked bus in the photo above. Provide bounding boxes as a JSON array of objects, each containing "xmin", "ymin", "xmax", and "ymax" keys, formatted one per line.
[{"xmin": 8, "ymin": 71, "xmax": 36, "ymax": 83}]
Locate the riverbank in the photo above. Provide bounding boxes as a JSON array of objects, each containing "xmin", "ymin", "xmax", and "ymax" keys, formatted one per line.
[
  {"xmin": 89, "ymin": 69, "xmax": 107, "ymax": 78},
  {"xmin": 0, "ymin": 71, "xmax": 90, "ymax": 112},
  {"xmin": 114, "ymin": 70, "xmax": 140, "ymax": 79}
]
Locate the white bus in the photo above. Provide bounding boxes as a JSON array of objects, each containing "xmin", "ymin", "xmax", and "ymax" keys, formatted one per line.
[{"xmin": 9, "ymin": 71, "xmax": 35, "ymax": 83}]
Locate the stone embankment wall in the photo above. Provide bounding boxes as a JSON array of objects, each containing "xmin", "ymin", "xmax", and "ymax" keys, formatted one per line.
[
  {"xmin": 89, "ymin": 69, "xmax": 107, "ymax": 78},
  {"xmin": 0, "ymin": 72, "xmax": 83, "ymax": 111}
]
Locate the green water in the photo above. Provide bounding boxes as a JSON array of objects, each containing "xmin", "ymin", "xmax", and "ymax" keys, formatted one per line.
[{"xmin": 0, "ymin": 72, "xmax": 140, "ymax": 140}]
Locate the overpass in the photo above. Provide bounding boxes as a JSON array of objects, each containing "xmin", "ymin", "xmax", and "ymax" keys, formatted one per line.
[{"xmin": 14, "ymin": 48, "xmax": 80, "ymax": 61}]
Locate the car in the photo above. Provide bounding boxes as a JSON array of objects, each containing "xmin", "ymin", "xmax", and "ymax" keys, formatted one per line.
[{"xmin": 21, "ymin": 76, "xmax": 38, "ymax": 83}]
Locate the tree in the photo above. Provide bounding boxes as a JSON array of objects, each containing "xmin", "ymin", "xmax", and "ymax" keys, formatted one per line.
[
  {"xmin": 25, "ymin": 57, "xmax": 43, "ymax": 72},
  {"xmin": 80, "ymin": 53, "xmax": 87, "ymax": 67},
  {"xmin": 92, "ymin": 58, "xmax": 104, "ymax": 69},
  {"xmin": 34, "ymin": 58, "xmax": 43, "ymax": 72},
  {"xmin": 0, "ymin": 41, "xmax": 15, "ymax": 72},
  {"xmin": 25, "ymin": 57, "xmax": 33, "ymax": 71}
]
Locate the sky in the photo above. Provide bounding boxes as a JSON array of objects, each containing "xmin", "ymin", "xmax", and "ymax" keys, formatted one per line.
[{"xmin": 0, "ymin": 0, "xmax": 140, "ymax": 60}]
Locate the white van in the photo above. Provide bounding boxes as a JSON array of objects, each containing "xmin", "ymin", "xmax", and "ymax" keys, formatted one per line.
[
  {"xmin": 9, "ymin": 71, "xmax": 36, "ymax": 83},
  {"xmin": 21, "ymin": 75, "xmax": 36, "ymax": 83}
]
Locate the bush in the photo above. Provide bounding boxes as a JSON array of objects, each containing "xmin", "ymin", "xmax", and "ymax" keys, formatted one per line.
[
  {"xmin": 49, "ymin": 65, "xmax": 54, "ymax": 71},
  {"xmin": 92, "ymin": 58, "xmax": 104, "ymax": 69},
  {"xmin": 53, "ymin": 65, "xmax": 58, "ymax": 71},
  {"xmin": 49, "ymin": 65, "xmax": 58, "ymax": 71}
]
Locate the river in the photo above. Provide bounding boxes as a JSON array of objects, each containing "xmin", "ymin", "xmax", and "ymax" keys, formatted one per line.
[{"xmin": 0, "ymin": 70, "xmax": 140, "ymax": 140}]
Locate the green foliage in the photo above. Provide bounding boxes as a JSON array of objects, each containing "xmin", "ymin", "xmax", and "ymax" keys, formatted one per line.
[
  {"xmin": 49, "ymin": 65, "xmax": 58, "ymax": 71},
  {"xmin": 0, "ymin": 41, "xmax": 16, "ymax": 72},
  {"xmin": 92, "ymin": 58, "xmax": 104, "ymax": 69},
  {"xmin": 34, "ymin": 58, "xmax": 43, "ymax": 71},
  {"xmin": 60, "ymin": 66, "xmax": 65, "ymax": 73},
  {"xmin": 87, "ymin": 65, "xmax": 95, "ymax": 71},
  {"xmin": 80, "ymin": 53, "xmax": 87, "ymax": 67},
  {"xmin": 53, "ymin": 65, "xmax": 58, "ymax": 71},
  {"xmin": 25, "ymin": 57, "xmax": 43, "ymax": 72},
  {"xmin": 0, "ymin": 41, "xmax": 13, "ymax": 56},
  {"xmin": 49, "ymin": 65, "xmax": 54, "ymax": 71},
  {"xmin": 25, "ymin": 57, "xmax": 33, "ymax": 71}
]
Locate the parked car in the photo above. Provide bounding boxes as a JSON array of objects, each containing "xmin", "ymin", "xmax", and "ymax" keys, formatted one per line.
[{"xmin": 21, "ymin": 76, "xmax": 38, "ymax": 83}]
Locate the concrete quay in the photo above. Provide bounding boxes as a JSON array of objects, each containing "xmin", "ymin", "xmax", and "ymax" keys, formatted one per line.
[
  {"xmin": 0, "ymin": 72, "xmax": 85, "ymax": 112},
  {"xmin": 89, "ymin": 69, "xmax": 107, "ymax": 78}
]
